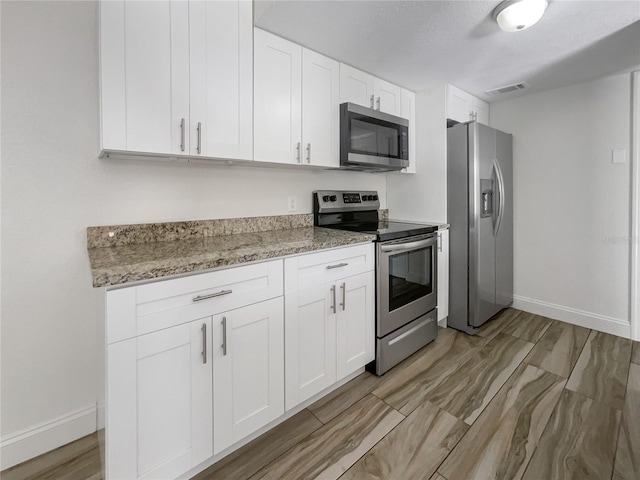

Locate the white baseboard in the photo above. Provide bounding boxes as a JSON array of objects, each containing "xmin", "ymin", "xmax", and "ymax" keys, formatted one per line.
[
  {"xmin": 513, "ymin": 295, "xmax": 631, "ymax": 338},
  {"xmin": 0, "ymin": 405, "xmax": 97, "ymax": 470}
]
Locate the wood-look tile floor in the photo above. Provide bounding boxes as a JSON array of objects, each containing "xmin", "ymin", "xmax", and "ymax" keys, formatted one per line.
[{"xmin": 3, "ymin": 309, "xmax": 639, "ymax": 480}]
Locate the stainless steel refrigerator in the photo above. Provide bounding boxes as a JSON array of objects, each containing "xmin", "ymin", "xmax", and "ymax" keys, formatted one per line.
[{"xmin": 447, "ymin": 121, "xmax": 513, "ymax": 334}]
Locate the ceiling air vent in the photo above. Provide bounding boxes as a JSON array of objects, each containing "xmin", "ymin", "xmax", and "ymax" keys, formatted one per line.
[{"xmin": 484, "ymin": 82, "xmax": 530, "ymax": 96}]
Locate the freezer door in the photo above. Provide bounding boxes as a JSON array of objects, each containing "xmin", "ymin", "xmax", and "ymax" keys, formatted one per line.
[
  {"xmin": 469, "ymin": 123, "xmax": 498, "ymax": 327},
  {"xmin": 495, "ymin": 130, "xmax": 514, "ymax": 309}
]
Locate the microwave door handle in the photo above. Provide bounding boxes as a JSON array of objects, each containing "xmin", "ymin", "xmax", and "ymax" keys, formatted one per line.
[{"xmin": 379, "ymin": 237, "xmax": 435, "ymax": 254}]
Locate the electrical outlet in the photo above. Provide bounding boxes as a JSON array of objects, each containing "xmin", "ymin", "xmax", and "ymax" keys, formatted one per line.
[{"xmin": 287, "ymin": 195, "xmax": 297, "ymax": 212}]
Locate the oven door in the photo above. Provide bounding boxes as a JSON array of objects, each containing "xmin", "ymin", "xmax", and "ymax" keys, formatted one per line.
[{"xmin": 377, "ymin": 234, "xmax": 438, "ymax": 337}]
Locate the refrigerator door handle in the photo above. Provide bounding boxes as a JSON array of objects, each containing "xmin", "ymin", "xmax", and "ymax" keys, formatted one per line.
[{"xmin": 493, "ymin": 159, "xmax": 505, "ymax": 237}]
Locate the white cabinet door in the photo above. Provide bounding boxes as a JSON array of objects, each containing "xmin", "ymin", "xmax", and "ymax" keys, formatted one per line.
[
  {"xmin": 336, "ymin": 272, "xmax": 375, "ymax": 380},
  {"xmin": 213, "ymin": 298, "xmax": 284, "ymax": 453},
  {"xmin": 302, "ymin": 49, "xmax": 340, "ymax": 168},
  {"xmin": 471, "ymin": 97, "xmax": 490, "ymax": 125},
  {"xmin": 447, "ymin": 84, "xmax": 489, "ymax": 124},
  {"xmin": 374, "ymin": 78, "xmax": 402, "ymax": 116},
  {"xmin": 100, "ymin": 0, "xmax": 189, "ymax": 154},
  {"xmin": 254, "ymin": 29, "xmax": 302, "ymax": 164},
  {"xmin": 284, "ymin": 283, "xmax": 336, "ymax": 410},
  {"xmin": 339, "ymin": 63, "xmax": 375, "ymax": 108},
  {"xmin": 339, "ymin": 63, "xmax": 402, "ymax": 116},
  {"xmin": 437, "ymin": 229, "xmax": 449, "ymax": 325},
  {"xmin": 400, "ymin": 88, "xmax": 416, "ymax": 174},
  {"xmin": 189, "ymin": 0, "xmax": 253, "ymax": 160},
  {"xmin": 446, "ymin": 84, "xmax": 471, "ymax": 124},
  {"xmin": 107, "ymin": 318, "xmax": 213, "ymax": 480}
]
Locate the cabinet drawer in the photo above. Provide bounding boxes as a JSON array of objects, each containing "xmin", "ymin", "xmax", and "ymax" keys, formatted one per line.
[
  {"xmin": 284, "ymin": 244, "xmax": 374, "ymax": 292},
  {"xmin": 107, "ymin": 260, "xmax": 283, "ymax": 343}
]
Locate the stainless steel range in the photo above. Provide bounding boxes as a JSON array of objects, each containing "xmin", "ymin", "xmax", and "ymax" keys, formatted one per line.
[{"xmin": 314, "ymin": 190, "xmax": 439, "ymax": 375}]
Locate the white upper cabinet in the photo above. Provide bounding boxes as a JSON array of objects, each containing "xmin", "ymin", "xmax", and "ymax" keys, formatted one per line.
[
  {"xmin": 253, "ymin": 29, "xmax": 302, "ymax": 165},
  {"xmin": 400, "ymin": 88, "xmax": 416, "ymax": 174},
  {"xmin": 100, "ymin": 0, "xmax": 190, "ymax": 155},
  {"xmin": 374, "ymin": 78, "xmax": 402, "ymax": 116},
  {"xmin": 100, "ymin": 0, "xmax": 253, "ymax": 160},
  {"xmin": 301, "ymin": 49, "xmax": 340, "ymax": 168},
  {"xmin": 339, "ymin": 63, "xmax": 402, "ymax": 116},
  {"xmin": 340, "ymin": 63, "xmax": 375, "ymax": 109},
  {"xmin": 189, "ymin": 0, "xmax": 253, "ymax": 160},
  {"xmin": 447, "ymin": 84, "xmax": 489, "ymax": 125},
  {"xmin": 254, "ymin": 29, "xmax": 339, "ymax": 168}
]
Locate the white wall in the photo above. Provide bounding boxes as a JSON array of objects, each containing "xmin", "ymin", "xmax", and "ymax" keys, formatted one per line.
[
  {"xmin": 490, "ymin": 73, "xmax": 632, "ymax": 336},
  {"xmin": 387, "ymin": 81, "xmax": 447, "ymax": 223},
  {"xmin": 0, "ymin": 1, "xmax": 386, "ymax": 467}
]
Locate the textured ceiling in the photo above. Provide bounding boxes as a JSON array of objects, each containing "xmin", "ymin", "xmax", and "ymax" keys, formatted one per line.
[{"xmin": 254, "ymin": 0, "xmax": 640, "ymax": 102}]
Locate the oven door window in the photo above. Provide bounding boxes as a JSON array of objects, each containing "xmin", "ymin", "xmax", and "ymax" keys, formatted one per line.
[{"xmin": 388, "ymin": 246, "xmax": 433, "ymax": 312}]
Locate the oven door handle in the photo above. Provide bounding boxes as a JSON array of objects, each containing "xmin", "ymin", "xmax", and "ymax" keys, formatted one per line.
[{"xmin": 379, "ymin": 237, "xmax": 435, "ymax": 254}]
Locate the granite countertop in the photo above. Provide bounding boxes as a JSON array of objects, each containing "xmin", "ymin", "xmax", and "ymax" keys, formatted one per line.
[{"xmin": 87, "ymin": 226, "xmax": 376, "ymax": 288}]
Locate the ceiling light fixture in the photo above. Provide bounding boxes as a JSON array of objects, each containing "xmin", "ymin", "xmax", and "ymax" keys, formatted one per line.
[{"xmin": 493, "ymin": 0, "xmax": 548, "ymax": 32}]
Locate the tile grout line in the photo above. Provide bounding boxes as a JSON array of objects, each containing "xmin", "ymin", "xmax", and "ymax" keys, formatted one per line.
[
  {"xmin": 305, "ymin": 407, "xmax": 325, "ymax": 426},
  {"xmin": 336, "ymin": 406, "xmax": 408, "ymax": 480}
]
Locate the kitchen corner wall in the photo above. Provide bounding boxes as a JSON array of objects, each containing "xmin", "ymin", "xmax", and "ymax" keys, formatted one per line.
[
  {"xmin": 386, "ymin": 82, "xmax": 448, "ymax": 223},
  {"xmin": 0, "ymin": 1, "xmax": 386, "ymax": 467},
  {"xmin": 490, "ymin": 73, "xmax": 632, "ymax": 337}
]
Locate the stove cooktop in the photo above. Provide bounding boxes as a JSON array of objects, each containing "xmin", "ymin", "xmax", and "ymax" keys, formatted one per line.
[
  {"xmin": 323, "ymin": 220, "xmax": 439, "ymax": 242},
  {"xmin": 313, "ymin": 190, "xmax": 439, "ymax": 241}
]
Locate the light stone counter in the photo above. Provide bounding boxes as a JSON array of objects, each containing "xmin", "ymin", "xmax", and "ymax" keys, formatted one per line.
[{"xmin": 87, "ymin": 226, "xmax": 375, "ymax": 288}]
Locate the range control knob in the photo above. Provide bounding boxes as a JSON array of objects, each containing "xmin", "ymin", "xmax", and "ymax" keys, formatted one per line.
[
  {"xmin": 322, "ymin": 195, "xmax": 330, "ymax": 202},
  {"xmin": 329, "ymin": 195, "xmax": 337, "ymax": 202},
  {"xmin": 373, "ymin": 194, "xmax": 378, "ymax": 201}
]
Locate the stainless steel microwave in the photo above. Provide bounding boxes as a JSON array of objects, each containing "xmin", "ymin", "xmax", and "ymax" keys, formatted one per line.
[{"xmin": 340, "ymin": 102, "xmax": 409, "ymax": 172}]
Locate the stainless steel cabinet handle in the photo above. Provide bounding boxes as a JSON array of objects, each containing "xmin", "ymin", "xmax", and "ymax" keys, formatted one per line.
[
  {"xmin": 196, "ymin": 122, "xmax": 202, "ymax": 154},
  {"xmin": 192, "ymin": 289, "xmax": 233, "ymax": 302},
  {"xmin": 330, "ymin": 285, "xmax": 336, "ymax": 313},
  {"xmin": 340, "ymin": 282, "xmax": 346, "ymax": 311},
  {"xmin": 370, "ymin": 94, "xmax": 375, "ymax": 109},
  {"xmin": 296, "ymin": 142, "xmax": 301, "ymax": 163},
  {"xmin": 376, "ymin": 96, "xmax": 381, "ymax": 111},
  {"xmin": 221, "ymin": 316, "xmax": 227, "ymax": 356},
  {"xmin": 326, "ymin": 262, "xmax": 348, "ymax": 270},
  {"xmin": 201, "ymin": 323, "xmax": 207, "ymax": 364},
  {"xmin": 180, "ymin": 118, "xmax": 185, "ymax": 152},
  {"xmin": 306, "ymin": 143, "xmax": 311, "ymax": 163}
]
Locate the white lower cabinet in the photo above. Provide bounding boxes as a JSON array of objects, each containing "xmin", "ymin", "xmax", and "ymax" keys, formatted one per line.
[
  {"xmin": 107, "ymin": 318, "xmax": 213, "ymax": 480},
  {"xmin": 284, "ymin": 244, "xmax": 375, "ymax": 410},
  {"xmin": 284, "ymin": 283, "xmax": 337, "ymax": 409},
  {"xmin": 213, "ymin": 298, "xmax": 284, "ymax": 454},
  {"xmin": 336, "ymin": 272, "xmax": 375, "ymax": 379},
  {"xmin": 106, "ymin": 245, "xmax": 375, "ymax": 479}
]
